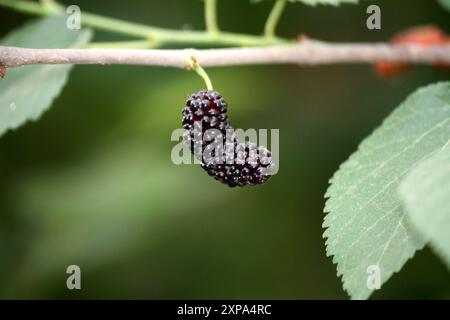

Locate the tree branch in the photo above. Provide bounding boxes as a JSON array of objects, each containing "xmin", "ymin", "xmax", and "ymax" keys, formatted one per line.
[{"xmin": 1, "ymin": 42, "xmax": 450, "ymax": 70}]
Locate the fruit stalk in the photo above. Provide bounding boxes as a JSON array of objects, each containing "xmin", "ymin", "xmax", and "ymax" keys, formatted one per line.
[{"xmin": 189, "ymin": 58, "xmax": 214, "ymax": 91}]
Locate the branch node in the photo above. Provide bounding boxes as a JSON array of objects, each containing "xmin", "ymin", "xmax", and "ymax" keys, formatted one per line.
[{"xmin": 183, "ymin": 49, "xmax": 199, "ymax": 70}]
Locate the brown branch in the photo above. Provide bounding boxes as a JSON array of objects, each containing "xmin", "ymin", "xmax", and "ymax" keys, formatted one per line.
[{"xmin": 1, "ymin": 42, "xmax": 450, "ymax": 69}]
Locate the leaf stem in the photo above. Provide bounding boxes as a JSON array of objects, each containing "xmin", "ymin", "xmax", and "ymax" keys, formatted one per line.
[
  {"xmin": 205, "ymin": 0, "xmax": 219, "ymax": 35},
  {"xmin": 264, "ymin": 0, "xmax": 288, "ymax": 38}
]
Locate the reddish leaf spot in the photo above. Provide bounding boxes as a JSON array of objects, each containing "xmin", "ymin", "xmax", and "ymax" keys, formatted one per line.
[
  {"xmin": 0, "ymin": 66, "xmax": 5, "ymax": 79},
  {"xmin": 375, "ymin": 25, "xmax": 450, "ymax": 78},
  {"xmin": 297, "ymin": 34, "xmax": 310, "ymax": 42}
]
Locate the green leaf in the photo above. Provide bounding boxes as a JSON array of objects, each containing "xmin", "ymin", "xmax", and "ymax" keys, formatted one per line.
[
  {"xmin": 399, "ymin": 143, "xmax": 450, "ymax": 270},
  {"xmin": 437, "ymin": 0, "xmax": 450, "ymax": 12},
  {"xmin": 0, "ymin": 16, "xmax": 92, "ymax": 138},
  {"xmin": 323, "ymin": 82, "xmax": 450, "ymax": 299}
]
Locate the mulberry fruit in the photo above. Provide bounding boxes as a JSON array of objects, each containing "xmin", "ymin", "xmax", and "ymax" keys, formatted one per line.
[{"xmin": 182, "ymin": 90, "xmax": 275, "ymax": 187}]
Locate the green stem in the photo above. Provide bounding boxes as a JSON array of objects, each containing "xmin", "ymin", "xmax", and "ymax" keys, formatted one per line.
[
  {"xmin": 190, "ymin": 58, "xmax": 214, "ymax": 91},
  {"xmin": 205, "ymin": 0, "xmax": 219, "ymax": 35},
  {"xmin": 264, "ymin": 0, "xmax": 288, "ymax": 38},
  {"xmin": 0, "ymin": 0, "xmax": 292, "ymax": 47}
]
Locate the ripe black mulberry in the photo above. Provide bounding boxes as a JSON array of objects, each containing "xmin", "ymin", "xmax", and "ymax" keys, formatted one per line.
[{"xmin": 182, "ymin": 90, "xmax": 275, "ymax": 187}]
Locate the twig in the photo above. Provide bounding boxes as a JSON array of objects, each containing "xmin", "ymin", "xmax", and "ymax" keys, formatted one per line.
[
  {"xmin": 1, "ymin": 43, "xmax": 450, "ymax": 69},
  {"xmin": 87, "ymin": 40, "xmax": 162, "ymax": 49},
  {"xmin": 0, "ymin": 0, "xmax": 289, "ymax": 47}
]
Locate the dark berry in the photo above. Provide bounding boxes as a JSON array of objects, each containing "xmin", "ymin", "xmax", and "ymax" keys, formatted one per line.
[{"xmin": 182, "ymin": 90, "xmax": 275, "ymax": 187}]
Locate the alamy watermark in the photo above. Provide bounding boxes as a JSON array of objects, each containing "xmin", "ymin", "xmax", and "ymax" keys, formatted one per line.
[
  {"xmin": 66, "ymin": 265, "xmax": 81, "ymax": 290},
  {"xmin": 366, "ymin": 5, "xmax": 381, "ymax": 30},
  {"xmin": 66, "ymin": 5, "xmax": 81, "ymax": 30},
  {"xmin": 366, "ymin": 264, "xmax": 381, "ymax": 290},
  {"xmin": 171, "ymin": 125, "xmax": 279, "ymax": 175}
]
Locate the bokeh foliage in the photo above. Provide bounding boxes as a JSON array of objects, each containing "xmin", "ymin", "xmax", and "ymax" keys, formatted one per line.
[{"xmin": 0, "ymin": 0, "xmax": 449, "ymax": 299}]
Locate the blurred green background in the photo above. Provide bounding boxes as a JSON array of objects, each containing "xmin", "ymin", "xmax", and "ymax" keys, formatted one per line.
[{"xmin": 0, "ymin": 0, "xmax": 449, "ymax": 299}]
